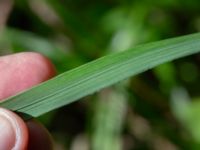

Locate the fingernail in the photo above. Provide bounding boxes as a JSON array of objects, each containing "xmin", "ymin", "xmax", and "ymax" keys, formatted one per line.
[
  {"xmin": 0, "ymin": 108, "xmax": 28, "ymax": 150},
  {"xmin": 0, "ymin": 110, "xmax": 16, "ymax": 149}
]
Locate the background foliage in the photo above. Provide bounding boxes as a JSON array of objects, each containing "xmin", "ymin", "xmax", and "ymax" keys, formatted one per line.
[{"xmin": 0, "ymin": 0, "xmax": 200, "ymax": 149}]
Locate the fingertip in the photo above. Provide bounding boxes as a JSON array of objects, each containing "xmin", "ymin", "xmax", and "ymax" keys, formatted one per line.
[
  {"xmin": 26, "ymin": 119, "xmax": 54, "ymax": 150},
  {"xmin": 0, "ymin": 52, "xmax": 56, "ymax": 100},
  {"xmin": 21, "ymin": 52, "xmax": 57, "ymax": 79},
  {"xmin": 10, "ymin": 52, "xmax": 56, "ymax": 80},
  {"xmin": 0, "ymin": 108, "xmax": 28, "ymax": 150}
]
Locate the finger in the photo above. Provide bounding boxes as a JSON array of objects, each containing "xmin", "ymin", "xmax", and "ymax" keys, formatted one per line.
[
  {"xmin": 0, "ymin": 52, "xmax": 56, "ymax": 100},
  {"xmin": 0, "ymin": 52, "xmax": 56, "ymax": 150},
  {"xmin": 0, "ymin": 108, "xmax": 28, "ymax": 150},
  {"xmin": 26, "ymin": 120, "xmax": 53, "ymax": 150}
]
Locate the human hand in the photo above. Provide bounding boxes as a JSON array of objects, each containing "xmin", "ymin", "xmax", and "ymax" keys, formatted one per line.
[{"xmin": 0, "ymin": 52, "xmax": 56, "ymax": 150}]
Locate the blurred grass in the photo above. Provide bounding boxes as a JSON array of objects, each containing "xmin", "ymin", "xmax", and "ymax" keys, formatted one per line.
[{"xmin": 0, "ymin": 0, "xmax": 200, "ymax": 149}]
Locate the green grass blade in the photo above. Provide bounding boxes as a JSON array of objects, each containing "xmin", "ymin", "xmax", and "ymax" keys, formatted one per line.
[{"xmin": 0, "ymin": 33, "xmax": 200, "ymax": 117}]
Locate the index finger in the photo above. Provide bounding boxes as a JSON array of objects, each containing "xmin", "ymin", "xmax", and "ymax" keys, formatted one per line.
[{"xmin": 0, "ymin": 52, "xmax": 56, "ymax": 100}]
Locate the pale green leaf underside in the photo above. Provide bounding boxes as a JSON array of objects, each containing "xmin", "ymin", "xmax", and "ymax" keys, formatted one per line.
[{"xmin": 0, "ymin": 33, "xmax": 200, "ymax": 118}]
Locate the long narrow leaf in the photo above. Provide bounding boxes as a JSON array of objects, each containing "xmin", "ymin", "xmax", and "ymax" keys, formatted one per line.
[{"xmin": 0, "ymin": 33, "xmax": 200, "ymax": 117}]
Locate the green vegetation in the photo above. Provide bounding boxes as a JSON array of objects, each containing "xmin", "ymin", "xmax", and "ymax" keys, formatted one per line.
[{"xmin": 0, "ymin": 0, "xmax": 200, "ymax": 149}]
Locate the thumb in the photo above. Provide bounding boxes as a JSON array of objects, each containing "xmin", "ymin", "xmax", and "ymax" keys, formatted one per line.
[{"xmin": 0, "ymin": 108, "xmax": 28, "ymax": 150}]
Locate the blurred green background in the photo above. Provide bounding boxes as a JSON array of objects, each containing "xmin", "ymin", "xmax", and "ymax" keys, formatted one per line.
[{"xmin": 0, "ymin": 0, "xmax": 200, "ymax": 149}]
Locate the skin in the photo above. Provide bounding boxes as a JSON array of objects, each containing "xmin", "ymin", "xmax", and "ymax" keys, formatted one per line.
[{"xmin": 0, "ymin": 52, "xmax": 56, "ymax": 150}]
